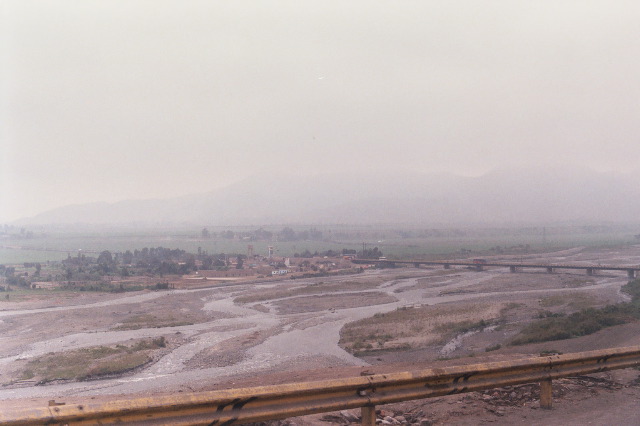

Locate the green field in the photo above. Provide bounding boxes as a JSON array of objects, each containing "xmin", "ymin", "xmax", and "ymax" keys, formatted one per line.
[{"xmin": 1, "ymin": 224, "xmax": 638, "ymax": 265}]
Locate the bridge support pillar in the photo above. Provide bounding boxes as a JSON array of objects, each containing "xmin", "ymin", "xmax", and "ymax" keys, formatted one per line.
[
  {"xmin": 540, "ymin": 379, "xmax": 553, "ymax": 409},
  {"xmin": 361, "ymin": 405, "xmax": 376, "ymax": 426},
  {"xmin": 586, "ymin": 268, "xmax": 593, "ymax": 276},
  {"xmin": 628, "ymin": 269, "xmax": 635, "ymax": 279},
  {"xmin": 444, "ymin": 264, "xmax": 450, "ymax": 269},
  {"xmin": 547, "ymin": 267, "xmax": 554, "ymax": 273},
  {"xmin": 509, "ymin": 266, "xmax": 516, "ymax": 273}
]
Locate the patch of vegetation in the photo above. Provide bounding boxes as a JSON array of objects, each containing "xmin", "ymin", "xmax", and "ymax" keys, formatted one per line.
[
  {"xmin": 539, "ymin": 293, "xmax": 597, "ymax": 310},
  {"xmin": 18, "ymin": 338, "xmax": 166, "ymax": 383},
  {"xmin": 501, "ymin": 302, "xmax": 523, "ymax": 313},
  {"xmin": 540, "ymin": 349, "xmax": 562, "ymax": 356},
  {"xmin": 339, "ymin": 303, "xmax": 501, "ymax": 355},
  {"xmin": 539, "ymin": 295, "xmax": 566, "ymax": 307},
  {"xmin": 274, "ymin": 292, "xmax": 397, "ymax": 315},
  {"xmin": 61, "ymin": 281, "xmax": 173, "ymax": 293},
  {"xmin": 251, "ymin": 304, "xmax": 270, "ymax": 313},
  {"xmin": 536, "ymin": 310, "xmax": 565, "ymax": 319},
  {"xmin": 235, "ymin": 279, "xmax": 381, "ymax": 304},
  {"xmin": 352, "ymin": 343, "xmax": 412, "ymax": 357},
  {"xmin": 439, "ymin": 289, "xmax": 474, "ymax": 296},
  {"xmin": 83, "ymin": 352, "xmax": 150, "ymax": 377},
  {"xmin": 436, "ymin": 355, "xmax": 461, "ymax": 361},
  {"xmin": 622, "ymin": 279, "xmax": 640, "ymax": 299},
  {"xmin": 434, "ymin": 319, "xmax": 492, "ymax": 337},
  {"xmin": 511, "ymin": 308, "xmax": 629, "ymax": 346},
  {"xmin": 113, "ymin": 314, "xmax": 193, "ymax": 330},
  {"xmin": 510, "ymin": 279, "xmax": 640, "ymax": 346},
  {"xmin": 393, "ymin": 274, "xmax": 423, "ymax": 280},
  {"xmin": 62, "ymin": 282, "xmax": 147, "ymax": 293}
]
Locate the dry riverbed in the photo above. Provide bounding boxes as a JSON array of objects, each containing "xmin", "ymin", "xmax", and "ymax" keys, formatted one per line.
[{"xmin": 1, "ymin": 245, "xmax": 640, "ymax": 424}]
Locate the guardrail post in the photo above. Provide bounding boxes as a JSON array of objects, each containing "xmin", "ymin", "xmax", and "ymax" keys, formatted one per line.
[
  {"xmin": 540, "ymin": 379, "xmax": 553, "ymax": 409},
  {"xmin": 361, "ymin": 405, "xmax": 376, "ymax": 426}
]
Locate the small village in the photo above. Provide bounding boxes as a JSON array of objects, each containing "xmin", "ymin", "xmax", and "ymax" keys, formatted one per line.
[{"xmin": 0, "ymin": 243, "xmax": 369, "ymax": 294}]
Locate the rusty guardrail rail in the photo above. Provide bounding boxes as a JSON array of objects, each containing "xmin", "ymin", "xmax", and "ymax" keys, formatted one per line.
[{"xmin": 1, "ymin": 346, "xmax": 639, "ymax": 425}]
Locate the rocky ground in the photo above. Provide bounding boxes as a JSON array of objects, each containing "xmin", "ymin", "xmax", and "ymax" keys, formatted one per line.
[
  {"xmin": 263, "ymin": 370, "xmax": 640, "ymax": 425},
  {"xmin": 1, "ymin": 245, "xmax": 640, "ymax": 424}
]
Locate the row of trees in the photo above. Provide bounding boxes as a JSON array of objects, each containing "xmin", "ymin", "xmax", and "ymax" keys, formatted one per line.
[
  {"xmin": 66, "ymin": 247, "xmax": 250, "ymax": 279},
  {"xmin": 200, "ymin": 227, "xmax": 324, "ymax": 242},
  {"xmin": 292, "ymin": 247, "xmax": 382, "ymax": 259}
]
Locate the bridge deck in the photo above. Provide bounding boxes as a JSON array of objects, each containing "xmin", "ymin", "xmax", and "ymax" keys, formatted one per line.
[{"xmin": 353, "ymin": 259, "xmax": 640, "ymax": 272}]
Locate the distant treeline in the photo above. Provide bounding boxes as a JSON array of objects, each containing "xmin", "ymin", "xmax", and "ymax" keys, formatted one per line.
[
  {"xmin": 64, "ymin": 247, "xmax": 249, "ymax": 277},
  {"xmin": 0, "ymin": 247, "xmax": 254, "ymax": 288},
  {"xmin": 200, "ymin": 226, "xmax": 324, "ymax": 242},
  {"xmin": 197, "ymin": 224, "xmax": 637, "ymax": 243}
]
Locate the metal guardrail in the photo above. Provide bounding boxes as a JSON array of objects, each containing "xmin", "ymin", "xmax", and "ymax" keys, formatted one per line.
[{"xmin": 1, "ymin": 346, "xmax": 639, "ymax": 425}]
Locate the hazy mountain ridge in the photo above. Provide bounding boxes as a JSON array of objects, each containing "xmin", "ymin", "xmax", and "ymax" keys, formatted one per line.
[{"xmin": 14, "ymin": 168, "xmax": 640, "ymax": 226}]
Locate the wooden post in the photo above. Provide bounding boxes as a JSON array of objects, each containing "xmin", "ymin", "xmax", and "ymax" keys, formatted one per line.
[
  {"xmin": 540, "ymin": 379, "xmax": 553, "ymax": 409},
  {"xmin": 361, "ymin": 405, "xmax": 376, "ymax": 426}
]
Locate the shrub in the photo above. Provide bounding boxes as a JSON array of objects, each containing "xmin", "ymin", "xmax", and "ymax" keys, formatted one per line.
[
  {"xmin": 510, "ymin": 281, "xmax": 640, "ymax": 346},
  {"xmin": 485, "ymin": 344, "xmax": 501, "ymax": 352}
]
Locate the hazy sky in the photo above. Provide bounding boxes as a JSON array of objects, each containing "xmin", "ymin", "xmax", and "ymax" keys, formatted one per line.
[{"xmin": 2, "ymin": 1, "xmax": 640, "ymax": 222}]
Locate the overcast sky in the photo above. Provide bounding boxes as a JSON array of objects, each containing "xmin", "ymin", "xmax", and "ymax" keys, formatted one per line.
[{"xmin": 2, "ymin": 1, "xmax": 640, "ymax": 222}]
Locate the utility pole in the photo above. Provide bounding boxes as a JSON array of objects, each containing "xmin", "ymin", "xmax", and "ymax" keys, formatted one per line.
[{"xmin": 362, "ymin": 242, "xmax": 368, "ymax": 257}]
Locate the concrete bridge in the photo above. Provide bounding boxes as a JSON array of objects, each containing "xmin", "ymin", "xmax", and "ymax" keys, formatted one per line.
[{"xmin": 352, "ymin": 259, "xmax": 640, "ymax": 278}]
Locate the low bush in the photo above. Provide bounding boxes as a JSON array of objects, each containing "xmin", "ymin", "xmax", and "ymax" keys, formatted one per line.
[
  {"xmin": 510, "ymin": 279, "xmax": 640, "ymax": 345},
  {"xmin": 18, "ymin": 338, "xmax": 166, "ymax": 383},
  {"xmin": 435, "ymin": 319, "xmax": 490, "ymax": 336}
]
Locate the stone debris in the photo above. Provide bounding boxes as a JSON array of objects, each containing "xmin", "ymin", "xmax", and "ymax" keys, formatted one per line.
[
  {"xmin": 340, "ymin": 410, "xmax": 359, "ymax": 422},
  {"xmin": 476, "ymin": 376, "xmax": 624, "ymax": 412},
  {"xmin": 249, "ymin": 375, "xmax": 635, "ymax": 425},
  {"xmin": 317, "ymin": 408, "xmax": 431, "ymax": 425}
]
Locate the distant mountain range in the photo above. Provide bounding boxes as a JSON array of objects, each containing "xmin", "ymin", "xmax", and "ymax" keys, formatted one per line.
[{"xmin": 14, "ymin": 167, "xmax": 640, "ymax": 226}]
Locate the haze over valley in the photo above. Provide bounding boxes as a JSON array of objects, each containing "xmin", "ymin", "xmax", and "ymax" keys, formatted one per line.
[
  {"xmin": 12, "ymin": 166, "xmax": 640, "ymax": 227},
  {"xmin": 3, "ymin": 2, "xmax": 640, "ymax": 424}
]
